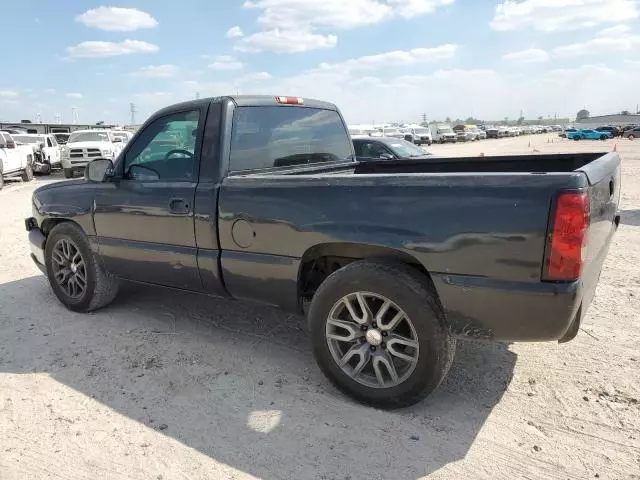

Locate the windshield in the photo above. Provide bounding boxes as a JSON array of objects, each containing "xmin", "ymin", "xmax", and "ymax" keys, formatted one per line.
[
  {"xmin": 13, "ymin": 135, "xmax": 41, "ymax": 144},
  {"xmin": 385, "ymin": 139, "xmax": 429, "ymax": 157},
  {"xmin": 438, "ymin": 127, "xmax": 453, "ymax": 133},
  {"xmin": 68, "ymin": 132, "xmax": 111, "ymax": 143},
  {"xmin": 413, "ymin": 128, "xmax": 429, "ymax": 134}
]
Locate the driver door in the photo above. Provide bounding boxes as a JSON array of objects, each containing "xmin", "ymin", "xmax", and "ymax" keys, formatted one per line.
[{"xmin": 93, "ymin": 109, "xmax": 203, "ymax": 291}]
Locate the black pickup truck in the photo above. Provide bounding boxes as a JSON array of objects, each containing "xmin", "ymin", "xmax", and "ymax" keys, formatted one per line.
[{"xmin": 25, "ymin": 95, "xmax": 621, "ymax": 408}]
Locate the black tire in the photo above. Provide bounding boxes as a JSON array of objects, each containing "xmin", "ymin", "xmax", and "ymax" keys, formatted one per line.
[
  {"xmin": 574, "ymin": 136, "xmax": 581, "ymax": 141},
  {"xmin": 64, "ymin": 168, "xmax": 74, "ymax": 179},
  {"xmin": 308, "ymin": 260, "xmax": 456, "ymax": 409},
  {"xmin": 628, "ymin": 134, "xmax": 635, "ymax": 140},
  {"xmin": 44, "ymin": 222, "xmax": 119, "ymax": 312},
  {"xmin": 21, "ymin": 157, "xmax": 34, "ymax": 182}
]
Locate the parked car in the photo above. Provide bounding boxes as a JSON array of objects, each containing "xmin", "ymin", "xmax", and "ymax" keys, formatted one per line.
[
  {"xmin": 25, "ymin": 95, "xmax": 620, "ymax": 408},
  {"xmin": 371, "ymin": 126, "xmax": 404, "ymax": 139},
  {"xmin": 0, "ymin": 131, "xmax": 34, "ymax": 189},
  {"xmin": 560, "ymin": 128, "xmax": 576, "ymax": 138},
  {"xmin": 568, "ymin": 129, "xmax": 612, "ymax": 141},
  {"xmin": 485, "ymin": 128, "xmax": 500, "ymax": 139},
  {"xmin": 13, "ymin": 134, "xmax": 61, "ymax": 174},
  {"xmin": 595, "ymin": 126, "xmax": 620, "ymax": 137},
  {"xmin": 623, "ymin": 126, "xmax": 640, "ymax": 139},
  {"xmin": 60, "ymin": 129, "xmax": 126, "ymax": 178},
  {"xmin": 402, "ymin": 125, "xmax": 432, "ymax": 146},
  {"xmin": 453, "ymin": 124, "xmax": 479, "ymax": 141},
  {"xmin": 353, "ymin": 137, "xmax": 432, "ymax": 161},
  {"xmin": 432, "ymin": 125, "xmax": 457, "ymax": 143}
]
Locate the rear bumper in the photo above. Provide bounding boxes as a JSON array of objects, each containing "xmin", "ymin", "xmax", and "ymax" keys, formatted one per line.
[
  {"xmin": 432, "ymin": 273, "xmax": 584, "ymax": 342},
  {"xmin": 25, "ymin": 218, "xmax": 46, "ymax": 273}
]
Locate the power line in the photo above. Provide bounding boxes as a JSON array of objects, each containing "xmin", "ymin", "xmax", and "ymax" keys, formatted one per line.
[{"xmin": 130, "ymin": 103, "xmax": 137, "ymax": 125}]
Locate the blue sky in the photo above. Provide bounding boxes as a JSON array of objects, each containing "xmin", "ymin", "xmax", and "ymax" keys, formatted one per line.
[{"xmin": 2, "ymin": 0, "xmax": 640, "ymax": 125}]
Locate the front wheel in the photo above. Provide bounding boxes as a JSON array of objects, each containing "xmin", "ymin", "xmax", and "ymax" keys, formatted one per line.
[
  {"xmin": 44, "ymin": 222, "xmax": 119, "ymax": 312},
  {"xmin": 308, "ymin": 260, "xmax": 455, "ymax": 409},
  {"xmin": 600, "ymin": 135, "xmax": 608, "ymax": 141},
  {"xmin": 64, "ymin": 168, "xmax": 74, "ymax": 179},
  {"xmin": 574, "ymin": 136, "xmax": 581, "ymax": 141},
  {"xmin": 21, "ymin": 160, "xmax": 34, "ymax": 182},
  {"xmin": 628, "ymin": 134, "xmax": 635, "ymax": 141}
]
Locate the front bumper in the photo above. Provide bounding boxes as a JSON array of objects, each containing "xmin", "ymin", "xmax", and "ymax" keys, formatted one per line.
[{"xmin": 25, "ymin": 217, "xmax": 46, "ymax": 274}]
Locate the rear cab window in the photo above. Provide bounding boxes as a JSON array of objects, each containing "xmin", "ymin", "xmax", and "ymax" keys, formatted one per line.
[{"xmin": 229, "ymin": 106, "xmax": 352, "ymax": 172}]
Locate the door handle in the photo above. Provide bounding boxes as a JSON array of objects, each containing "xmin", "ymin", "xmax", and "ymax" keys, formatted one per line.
[{"xmin": 169, "ymin": 197, "xmax": 190, "ymax": 214}]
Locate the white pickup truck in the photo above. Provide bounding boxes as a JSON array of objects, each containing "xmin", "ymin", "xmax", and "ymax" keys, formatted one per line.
[
  {"xmin": 61, "ymin": 129, "xmax": 125, "ymax": 178},
  {"xmin": 0, "ymin": 131, "xmax": 34, "ymax": 190},
  {"xmin": 13, "ymin": 134, "xmax": 62, "ymax": 174}
]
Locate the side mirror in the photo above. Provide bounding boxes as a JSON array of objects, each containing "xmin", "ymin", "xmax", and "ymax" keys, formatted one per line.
[
  {"xmin": 6, "ymin": 141, "xmax": 16, "ymax": 149},
  {"xmin": 39, "ymin": 142, "xmax": 45, "ymax": 149},
  {"xmin": 379, "ymin": 153, "xmax": 395, "ymax": 160},
  {"xmin": 85, "ymin": 158, "xmax": 114, "ymax": 182},
  {"xmin": 112, "ymin": 137, "xmax": 123, "ymax": 143}
]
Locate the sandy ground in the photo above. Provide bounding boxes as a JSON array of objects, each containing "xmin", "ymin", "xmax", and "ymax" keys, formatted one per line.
[{"xmin": 0, "ymin": 134, "xmax": 638, "ymax": 480}]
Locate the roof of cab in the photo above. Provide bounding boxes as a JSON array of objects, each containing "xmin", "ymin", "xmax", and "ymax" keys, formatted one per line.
[{"xmin": 151, "ymin": 95, "xmax": 339, "ymax": 118}]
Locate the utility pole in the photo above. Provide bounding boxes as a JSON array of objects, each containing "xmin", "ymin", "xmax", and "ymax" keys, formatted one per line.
[
  {"xmin": 55, "ymin": 113, "xmax": 61, "ymax": 124},
  {"xmin": 71, "ymin": 107, "xmax": 79, "ymax": 124},
  {"xmin": 421, "ymin": 112, "xmax": 427, "ymax": 125},
  {"xmin": 195, "ymin": 91, "xmax": 200, "ymax": 100},
  {"xmin": 130, "ymin": 103, "xmax": 137, "ymax": 125},
  {"xmin": 36, "ymin": 112, "xmax": 42, "ymax": 124}
]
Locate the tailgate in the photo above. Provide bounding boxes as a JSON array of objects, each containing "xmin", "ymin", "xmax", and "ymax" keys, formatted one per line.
[{"xmin": 581, "ymin": 153, "xmax": 621, "ymax": 315}]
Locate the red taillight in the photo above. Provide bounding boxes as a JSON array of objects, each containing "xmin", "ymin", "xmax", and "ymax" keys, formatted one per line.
[
  {"xmin": 275, "ymin": 96, "xmax": 304, "ymax": 105},
  {"xmin": 546, "ymin": 192, "xmax": 589, "ymax": 281}
]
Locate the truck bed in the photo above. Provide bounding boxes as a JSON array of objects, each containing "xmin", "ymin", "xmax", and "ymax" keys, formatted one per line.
[{"xmin": 220, "ymin": 151, "xmax": 620, "ymax": 341}]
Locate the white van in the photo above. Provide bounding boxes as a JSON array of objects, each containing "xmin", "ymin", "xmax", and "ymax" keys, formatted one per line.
[
  {"xmin": 432, "ymin": 125, "xmax": 457, "ymax": 143},
  {"xmin": 402, "ymin": 125, "xmax": 432, "ymax": 146}
]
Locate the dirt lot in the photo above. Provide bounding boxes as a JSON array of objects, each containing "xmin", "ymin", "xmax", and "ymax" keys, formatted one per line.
[{"xmin": 1, "ymin": 134, "xmax": 638, "ymax": 480}]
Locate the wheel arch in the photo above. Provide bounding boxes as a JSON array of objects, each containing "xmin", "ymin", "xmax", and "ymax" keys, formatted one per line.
[{"xmin": 298, "ymin": 242, "xmax": 436, "ymax": 306}]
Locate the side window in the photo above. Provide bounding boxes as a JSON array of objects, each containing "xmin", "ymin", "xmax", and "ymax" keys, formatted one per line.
[
  {"xmin": 366, "ymin": 142, "xmax": 389, "ymax": 157},
  {"xmin": 123, "ymin": 110, "xmax": 200, "ymax": 182},
  {"xmin": 353, "ymin": 141, "xmax": 364, "ymax": 157},
  {"xmin": 229, "ymin": 106, "xmax": 352, "ymax": 171},
  {"xmin": 49, "ymin": 136, "xmax": 58, "ymax": 147},
  {"xmin": 47, "ymin": 137, "xmax": 53, "ymax": 148}
]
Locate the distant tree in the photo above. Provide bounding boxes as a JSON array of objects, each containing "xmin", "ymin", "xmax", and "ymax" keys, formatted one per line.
[
  {"xmin": 517, "ymin": 116, "xmax": 524, "ymax": 125},
  {"xmin": 537, "ymin": 116, "xmax": 543, "ymax": 122},
  {"xmin": 576, "ymin": 109, "xmax": 590, "ymax": 121},
  {"xmin": 503, "ymin": 117, "xmax": 509, "ymax": 125},
  {"xmin": 621, "ymin": 110, "xmax": 631, "ymax": 115},
  {"xmin": 445, "ymin": 116, "xmax": 451, "ymax": 123}
]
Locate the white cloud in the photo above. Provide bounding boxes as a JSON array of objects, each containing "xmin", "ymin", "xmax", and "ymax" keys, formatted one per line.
[
  {"xmin": 44, "ymin": 88, "xmax": 56, "ymax": 94},
  {"xmin": 66, "ymin": 93, "xmax": 83, "ymax": 99},
  {"xmin": 226, "ymin": 26, "xmax": 244, "ymax": 38},
  {"xmin": 236, "ymin": 29, "xmax": 337, "ymax": 53},
  {"xmin": 209, "ymin": 56, "xmax": 244, "ymax": 70},
  {"xmin": 66, "ymin": 40, "xmax": 159, "ymax": 59},
  {"xmin": 554, "ymin": 28, "xmax": 640, "ymax": 56},
  {"xmin": 240, "ymin": 72, "xmax": 273, "ymax": 82},
  {"xmin": 502, "ymin": 48, "xmax": 549, "ymax": 63},
  {"xmin": 132, "ymin": 64, "xmax": 179, "ymax": 77},
  {"xmin": 316, "ymin": 44, "xmax": 457, "ymax": 71},
  {"xmin": 491, "ymin": 0, "xmax": 639, "ymax": 32},
  {"xmin": 75, "ymin": 7, "xmax": 158, "ymax": 31},
  {"xmin": 0, "ymin": 90, "xmax": 18, "ymax": 97},
  {"xmin": 596, "ymin": 24, "xmax": 631, "ymax": 36},
  {"xmin": 235, "ymin": 0, "xmax": 453, "ymax": 53}
]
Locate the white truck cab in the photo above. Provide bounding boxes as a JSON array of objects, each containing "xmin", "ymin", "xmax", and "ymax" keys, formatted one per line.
[
  {"xmin": 61, "ymin": 129, "xmax": 125, "ymax": 178},
  {"xmin": 13, "ymin": 134, "xmax": 61, "ymax": 174},
  {"xmin": 402, "ymin": 125, "xmax": 432, "ymax": 146}
]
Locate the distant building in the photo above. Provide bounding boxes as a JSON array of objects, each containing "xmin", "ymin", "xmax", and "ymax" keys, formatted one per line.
[
  {"xmin": 0, "ymin": 121, "xmax": 117, "ymax": 135},
  {"xmin": 575, "ymin": 113, "xmax": 640, "ymax": 127}
]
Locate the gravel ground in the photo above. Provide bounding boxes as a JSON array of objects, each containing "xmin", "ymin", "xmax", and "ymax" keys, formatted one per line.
[{"xmin": 0, "ymin": 136, "xmax": 638, "ymax": 480}]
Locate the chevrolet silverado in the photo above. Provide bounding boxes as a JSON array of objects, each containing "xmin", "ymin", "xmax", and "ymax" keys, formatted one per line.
[{"xmin": 25, "ymin": 95, "xmax": 620, "ymax": 408}]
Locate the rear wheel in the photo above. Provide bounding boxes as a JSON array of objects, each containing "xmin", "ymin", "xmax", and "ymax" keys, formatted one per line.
[
  {"xmin": 628, "ymin": 134, "xmax": 635, "ymax": 141},
  {"xmin": 44, "ymin": 222, "xmax": 119, "ymax": 312},
  {"xmin": 64, "ymin": 168, "xmax": 74, "ymax": 179},
  {"xmin": 309, "ymin": 260, "xmax": 455, "ymax": 409},
  {"xmin": 574, "ymin": 136, "xmax": 581, "ymax": 141},
  {"xmin": 600, "ymin": 134, "xmax": 608, "ymax": 141}
]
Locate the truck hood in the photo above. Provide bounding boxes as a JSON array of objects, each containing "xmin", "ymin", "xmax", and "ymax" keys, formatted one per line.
[
  {"xmin": 66, "ymin": 141, "xmax": 113, "ymax": 150},
  {"xmin": 34, "ymin": 178, "xmax": 86, "ymax": 194}
]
